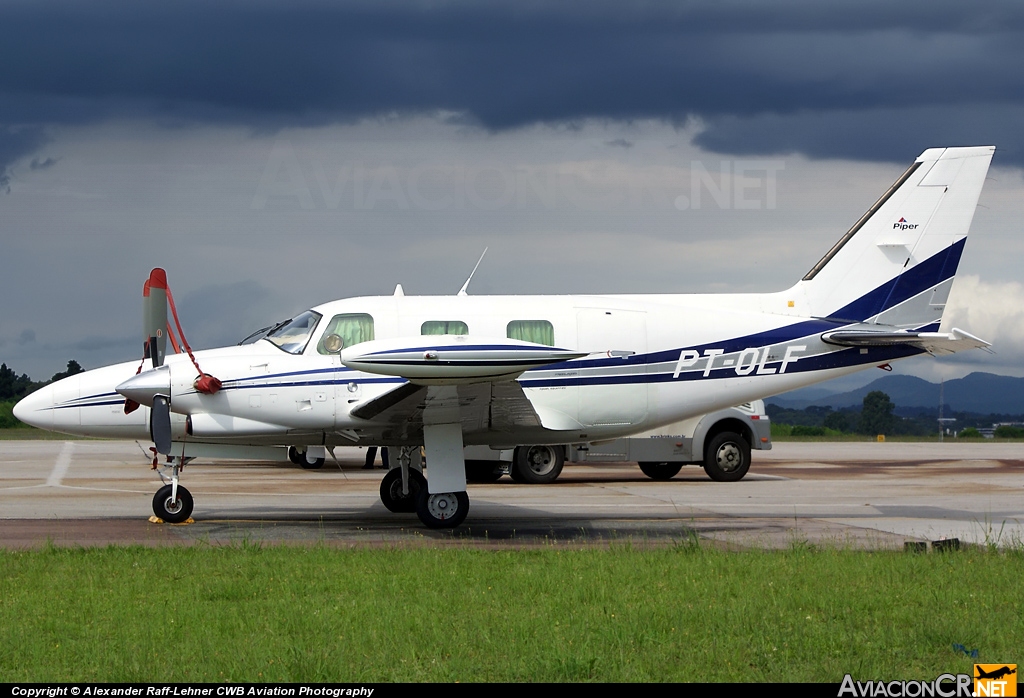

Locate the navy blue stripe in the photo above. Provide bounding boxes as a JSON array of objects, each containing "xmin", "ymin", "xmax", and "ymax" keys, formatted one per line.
[
  {"xmin": 53, "ymin": 400, "xmax": 127, "ymax": 410},
  {"xmin": 359, "ymin": 359, "xmax": 564, "ymax": 368},
  {"xmin": 364, "ymin": 344, "xmax": 571, "ymax": 355},
  {"xmin": 830, "ymin": 239, "xmax": 965, "ymax": 322},
  {"xmin": 520, "ymin": 345, "xmax": 923, "ymax": 388}
]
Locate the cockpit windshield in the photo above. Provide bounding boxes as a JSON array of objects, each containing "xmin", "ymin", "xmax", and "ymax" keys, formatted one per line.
[{"xmin": 261, "ymin": 310, "xmax": 322, "ymax": 354}]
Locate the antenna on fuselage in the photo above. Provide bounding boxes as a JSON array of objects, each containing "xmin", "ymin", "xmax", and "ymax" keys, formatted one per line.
[{"xmin": 457, "ymin": 247, "xmax": 488, "ymax": 296}]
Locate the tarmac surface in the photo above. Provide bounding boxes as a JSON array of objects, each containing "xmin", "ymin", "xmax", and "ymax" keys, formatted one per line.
[{"xmin": 2, "ymin": 439, "xmax": 1023, "ymax": 550}]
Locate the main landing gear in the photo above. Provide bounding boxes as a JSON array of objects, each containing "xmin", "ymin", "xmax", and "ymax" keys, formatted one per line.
[
  {"xmin": 288, "ymin": 445, "xmax": 325, "ymax": 470},
  {"xmin": 377, "ymin": 444, "xmax": 470, "ymax": 528}
]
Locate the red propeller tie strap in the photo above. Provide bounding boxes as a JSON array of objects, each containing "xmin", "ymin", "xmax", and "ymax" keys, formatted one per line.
[{"xmin": 159, "ymin": 276, "xmax": 222, "ymax": 395}]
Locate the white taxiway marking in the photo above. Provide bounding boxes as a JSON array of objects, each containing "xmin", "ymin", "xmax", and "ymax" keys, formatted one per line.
[{"xmin": 46, "ymin": 442, "xmax": 75, "ymax": 487}]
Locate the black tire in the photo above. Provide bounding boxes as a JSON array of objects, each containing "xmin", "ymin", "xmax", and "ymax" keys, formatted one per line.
[
  {"xmin": 465, "ymin": 460, "xmax": 503, "ymax": 483},
  {"xmin": 416, "ymin": 488, "xmax": 470, "ymax": 528},
  {"xmin": 508, "ymin": 463, "xmax": 525, "ymax": 483},
  {"xmin": 512, "ymin": 445, "xmax": 565, "ymax": 484},
  {"xmin": 152, "ymin": 484, "xmax": 194, "ymax": 523},
  {"xmin": 300, "ymin": 451, "xmax": 325, "ymax": 470},
  {"xmin": 288, "ymin": 446, "xmax": 302, "ymax": 465},
  {"xmin": 638, "ymin": 461, "xmax": 683, "ymax": 480},
  {"xmin": 703, "ymin": 431, "xmax": 751, "ymax": 482},
  {"xmin": 379, "ymin": 468, "xmax": 426, "ymax": 513}
]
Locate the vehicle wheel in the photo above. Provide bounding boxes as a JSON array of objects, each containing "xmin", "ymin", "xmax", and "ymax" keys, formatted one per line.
[
  {"xmin": 703, "ymin": 432, "xmax": 751, "ymax": 482},
  {"xmin": 153, "ymin": 484, "xmax": 194, "ymax": 523},
  {"xmin": 512, "ymin": 445, "xmax": 565, "ymax": 484},
  {"xmin": 638, "ymin": 461, "xmax": 683, "ymax": 480},
  {"xmin": 300, "ymin": 451, "xmax": 325, "ymax": 470},
  {"xmin": 416, "ymin": 489, "xmax": 469, "ymax": 528},
  {"xmin": 379, "ymin": 468, "xmax": 426, "ymax": 513},
  {"xmin": 465, "ymin": 460, "xmax": 503, "ymax": 483},
  {"xmin": 288, "ymin": 446, "xmax": 302, "ymax": 465}
]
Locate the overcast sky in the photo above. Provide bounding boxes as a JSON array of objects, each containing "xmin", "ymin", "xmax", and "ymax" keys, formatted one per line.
[{"xmin": 2, "ymin": 0, "xmax": 1022, "ymax": 389}]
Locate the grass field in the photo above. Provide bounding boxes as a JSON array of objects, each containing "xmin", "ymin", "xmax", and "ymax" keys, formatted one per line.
[{"xmin": 1, "ymin": 544, "xmax": 1020, "ymax": 682}]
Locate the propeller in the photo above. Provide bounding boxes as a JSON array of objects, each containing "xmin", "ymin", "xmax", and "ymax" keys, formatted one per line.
[
  {"xmin": 143, "ymin": 268, "xmax": 169, "ymax": 368},
  {"xmin": 119, "ymin": 267, "xmax": 221, "ymax": 456},
  {"xmin": 151, "ymin": 395, "xmax": 172, "ymax": 455}
]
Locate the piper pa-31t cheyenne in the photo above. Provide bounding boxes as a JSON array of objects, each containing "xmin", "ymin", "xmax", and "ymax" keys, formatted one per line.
[{"xmin": 14, "ymin": 146, "xmax": 995, "ymax": 528}]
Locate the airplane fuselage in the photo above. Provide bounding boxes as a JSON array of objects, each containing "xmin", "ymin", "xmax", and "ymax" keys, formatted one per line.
[{"xmin": 19, "ymin": 290, "xmax": 921, "ymax": 448}]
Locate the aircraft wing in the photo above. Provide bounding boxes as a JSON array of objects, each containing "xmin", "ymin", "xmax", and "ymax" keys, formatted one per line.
[
  {"xmin": 348, "ymin": 379, "xmax": 543, "ymax": 441},
  {"xmin": 342, "ymin": 335, "xmax": 586, "ymax": 441},
  {"xmin": 821, "ymin": 327, "xmax": 991, "ymax": 356}
]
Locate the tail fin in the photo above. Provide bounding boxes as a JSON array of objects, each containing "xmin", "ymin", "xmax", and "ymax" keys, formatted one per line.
[{"xmin": 794, "ymin": 146, "xmax": 994, "ymax": 329}]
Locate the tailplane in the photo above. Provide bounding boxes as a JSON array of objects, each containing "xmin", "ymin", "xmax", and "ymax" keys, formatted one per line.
[{"xmin": 793, "ymin": 146, "xmax": 994, "ymax": 329}]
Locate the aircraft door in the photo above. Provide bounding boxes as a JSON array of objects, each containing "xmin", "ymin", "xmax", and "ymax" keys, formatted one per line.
[{"xmin": 575, "ymin": 309, "xmax": 648, "ymax": 427}]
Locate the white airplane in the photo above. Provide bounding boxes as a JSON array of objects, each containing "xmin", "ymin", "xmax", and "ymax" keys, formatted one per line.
[{"xmin": 14, "ymin": 146, "xmax": 995, "ymax": 529}]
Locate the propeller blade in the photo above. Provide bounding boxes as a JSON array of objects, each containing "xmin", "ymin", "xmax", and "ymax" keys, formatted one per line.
[
  {"xmin": 151, "ymin": 395, "xmax": 172, "ymax": 455},
  {"xmin": 143, "ymin": 268, "xmax": 169, "ymax": 368}
]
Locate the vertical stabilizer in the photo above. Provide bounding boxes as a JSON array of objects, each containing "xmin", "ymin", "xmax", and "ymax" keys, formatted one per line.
[{"xmin": 795, "ymin": 146, "xmax": 993, "ymax": 328}]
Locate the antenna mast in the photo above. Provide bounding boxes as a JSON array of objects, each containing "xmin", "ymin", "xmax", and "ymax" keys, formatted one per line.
[{"xmin": 457, "ymin": 248, "xmax": 488, "ymax": 296}]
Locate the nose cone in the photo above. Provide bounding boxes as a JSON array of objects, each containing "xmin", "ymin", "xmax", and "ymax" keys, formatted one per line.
[
  {"xmin": 116, "ymin": 366, "xmax": 171, "ymax": 407},
  {"xmin": 13, "ymin": 385, "xmax": 55, "ymax": 429}
]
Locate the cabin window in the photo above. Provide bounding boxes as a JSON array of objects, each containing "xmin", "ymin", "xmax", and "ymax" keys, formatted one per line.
[
  {"xmin": 421, "ymin": 320, "xmax": 469, "ymax": 335},
  {"xmin": 507, "ymin": 320, "xmax": 554, "ymax": 346},
  {"xmin": 317, "ymin": 313, "xmax": 375, "ymax": 354}
]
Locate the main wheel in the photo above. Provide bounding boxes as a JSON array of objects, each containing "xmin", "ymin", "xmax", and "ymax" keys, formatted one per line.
[
  {"xmin": 416, "ymin": 489, "xmax": 469, "ymax": 528},
  {"xmin": 300, "ymin": 451, "xmax": 325, "ymax": 470},
  {"xmin": 638, "ymin": 461, "xmax": 683, "ymax": 480},
  {"xmin": 288, "ymin": 446, "xmax": 303, "ymax": 465},
  {"xmin": 512, "ymin": 445, "xmax": 565, "ymax": 484},
  {"xmin": 152, "ymin": 484, "xmax": 194, "ymax": 523},
  {"xmin": 465, "ymin": 460, "xmax": 504, "ymax": 483},
  {"xmin": 703, "ymin": 432, "xmax": 751, "ymax": 482},
  {"xmin": 379, "ymin": 468, "xmax": 426, "ymax": 513}
]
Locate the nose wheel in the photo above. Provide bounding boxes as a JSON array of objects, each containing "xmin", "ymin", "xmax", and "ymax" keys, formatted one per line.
[
  {"xmin": 151, "ymin": 460, "xmax": 194, "ymax": 523},
  {"xmin": 152, "ymin": 483, "xmax": 193, "ymax": 523}
]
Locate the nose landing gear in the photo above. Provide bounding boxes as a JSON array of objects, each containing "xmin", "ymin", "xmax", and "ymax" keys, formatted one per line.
[{"xmin": 151, "ymin": 460, "xmax": 194, "ymax": 523}]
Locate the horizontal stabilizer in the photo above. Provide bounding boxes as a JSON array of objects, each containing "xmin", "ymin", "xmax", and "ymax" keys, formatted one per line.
[{"xmin": 821, "ymin": 327, "xmax": 991, "ymax": 356}]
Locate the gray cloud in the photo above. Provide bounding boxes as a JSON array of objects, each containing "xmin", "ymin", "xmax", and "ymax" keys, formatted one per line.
[
  {"xmin": 16, "ymin": 329, "xmax": 35, "ymax": 345},
  {"xmin": 0, "ymin": 126, "xmax": 49, "ymax": 192},
  {"xmin": 1, "ymin": 0, "xmax": 1023, "ymax": 170},
  {"xmin": 174, "ymin": 280, "xmax": 293, "ymax": 351},
  {"xmin": 73, "ymin": 335, "xmax": 135, "ymax": 353},
  {"xmin": 29, "ymin": 157, "xmax": 58, "ymax": 170}
]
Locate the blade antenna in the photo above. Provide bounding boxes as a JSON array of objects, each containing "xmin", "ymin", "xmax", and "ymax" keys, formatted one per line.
[{"xmin": 457, "ymin": 247, "xmax": 488, "ymax": 296}]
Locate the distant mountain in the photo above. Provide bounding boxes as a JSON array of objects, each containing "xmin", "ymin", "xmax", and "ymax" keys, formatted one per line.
[{"xmin": 766, "ymin": 372, "xmax": 1024, "ymax": 414}]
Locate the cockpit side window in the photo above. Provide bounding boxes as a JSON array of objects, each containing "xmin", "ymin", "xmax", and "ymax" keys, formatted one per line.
[
  {"xmin": 318, "ymin": 313, "xmax": 375, "ymax": 354},
  {"xmin": 263, "ymin": 310, "xmax": 322, "ymax": 354},
  {"xmin": 421, "ymin": 320, "xmax": 469, "ymax": 335}
]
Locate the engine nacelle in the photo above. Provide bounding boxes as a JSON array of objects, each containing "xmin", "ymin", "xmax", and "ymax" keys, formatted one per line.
[{"xmin": 340, "ymin": 335, "xmax": 587, "ymax": 384}]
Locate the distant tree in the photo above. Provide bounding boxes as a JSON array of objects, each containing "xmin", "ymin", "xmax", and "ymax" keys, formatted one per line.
[
  {"xmin": 0, "ymin": 363, "xmax": 35, "ymax": 401},
  {"xmin": 823, "ymin": 410, "xmax": 850, "ymax": 433},
  {"xmin": 958, "ymin": 427, "xmax": 983, "ymax": 438},
  {"xmin": 994, "ymin": 425, "xmax": 1024, "ymax": 439},
  {"xmin": 859, "ymin": 390, "xmax": 896, "ymax": 435},
  {"xmin": 50, "ymin": 360, "xmax": 84, "ymax": 383}
]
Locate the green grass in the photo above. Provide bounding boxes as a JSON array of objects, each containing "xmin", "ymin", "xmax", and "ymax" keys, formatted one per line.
[{"xmin": 1, "ymin": 545, "xmax": 1021, "ymax": 682}]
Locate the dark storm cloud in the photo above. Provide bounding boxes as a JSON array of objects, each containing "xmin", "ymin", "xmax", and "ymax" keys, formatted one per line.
[
  {"xmin": 29, "ymin": 157, "xmax": 58, "ymax": 170},
  {"xmin": 2, "ymin": 0, "xmax": 1024, "ymax": 163},
  {"xmin": 0, "ymin": 125, "xmax": 49, "ymax": 192}
]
